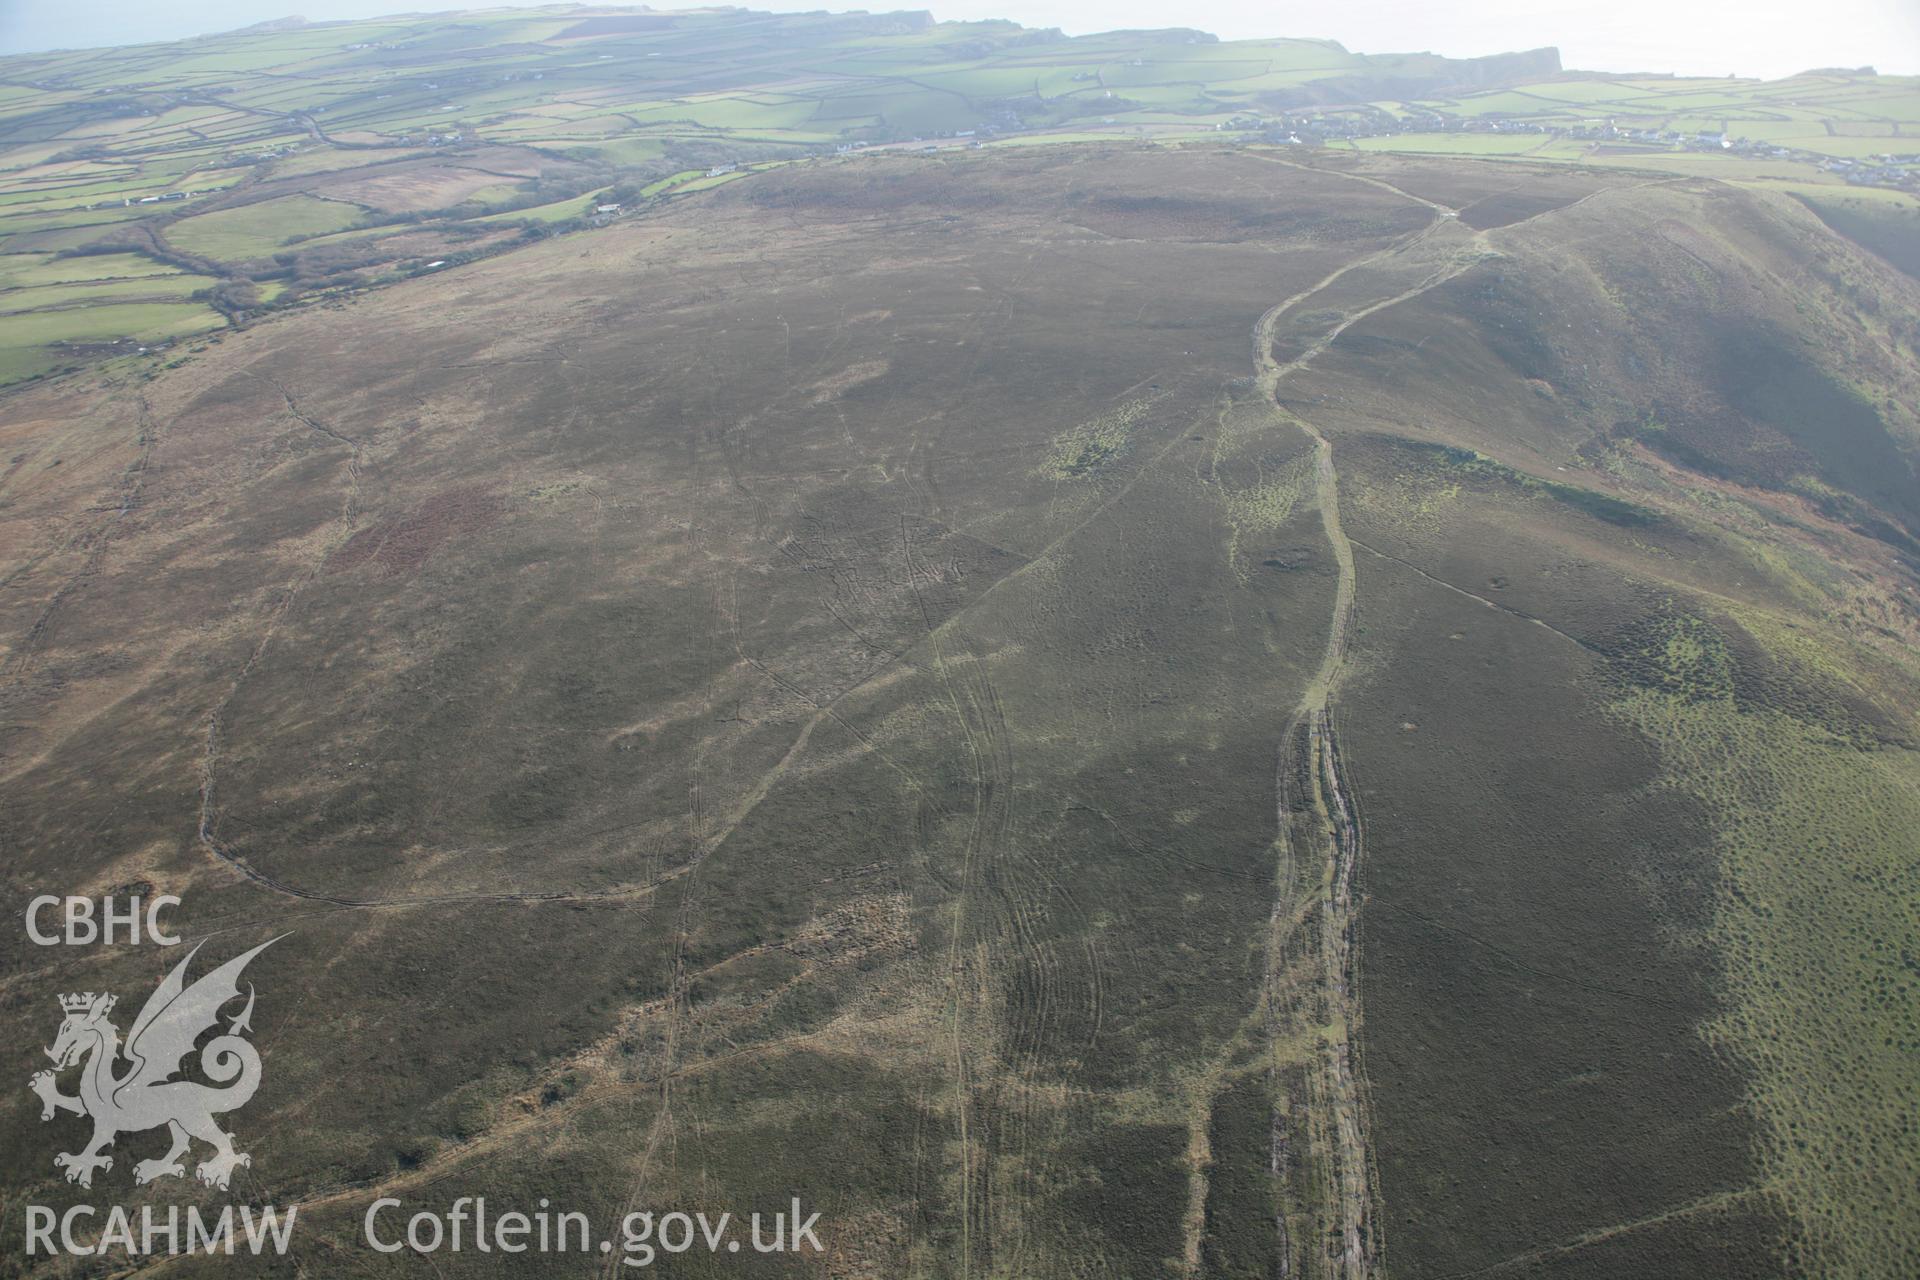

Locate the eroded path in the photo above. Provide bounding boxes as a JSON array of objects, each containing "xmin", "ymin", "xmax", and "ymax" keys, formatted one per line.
[
  {"xmin": 1254, "ymin": 282, "xmax": 1377, "ymax": 1279},
  {"xmin": 1247, "ymin": 201, "xmax": 1492, "ymax": 1279},
  {"xmin": 1242, "ymin": 157, "xmax": 1671, "ymax": 1278}
]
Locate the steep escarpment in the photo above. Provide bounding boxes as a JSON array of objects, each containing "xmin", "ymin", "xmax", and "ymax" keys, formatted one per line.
[{"xmin": 1292, "ymin": 170, "xmax": 1920, "ymax": 1279}]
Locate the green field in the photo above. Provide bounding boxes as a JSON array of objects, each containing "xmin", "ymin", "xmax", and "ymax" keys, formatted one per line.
[
  {"xmin": 0, "ymin": 273, "xmax": 222, "ymax": 311},
  {"xmin": 0, "ymin": 251, "xmax": 184, "ymax": 287},
  {"xmin": 0, "ymin": 298, "xmax": 221, "ymax": 343},
  {"xmin": 0, "ymin": 298, "xmax": 221, "ymax": 383},
  {"xmin": 166, "ymin": 193, "xmax": 371, "ymax": 260},
  {"xmin": 469, "ymin": 188, "xmax": 610, "ymax": 225}
]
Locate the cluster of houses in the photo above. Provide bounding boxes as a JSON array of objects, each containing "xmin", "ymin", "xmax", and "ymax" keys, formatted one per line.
[
  {"xmin": 1238, "ymin": 107, "xmax": 1917, "ymax": 191},
  {"xmin": 1821, "ymin": 155, "xmax": 1920, "ymax": 188},
  {"xmin": 86, "ymin": 190, "xmax": 198, "ymax": 209},
  {"xmin": 865, "ymin": 127, "xmax": 993, "ymax": 154}
]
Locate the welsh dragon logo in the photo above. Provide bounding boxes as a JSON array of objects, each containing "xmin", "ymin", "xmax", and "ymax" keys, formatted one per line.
[{"xmin": 28, "ymin": 937, "xmax": 280, "ymax": 1191}]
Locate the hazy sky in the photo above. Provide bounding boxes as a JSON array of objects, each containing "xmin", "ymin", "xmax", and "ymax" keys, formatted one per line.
[{"xmin": 1, "ymin": 0, "xmax": 1915, "ymax": 78}]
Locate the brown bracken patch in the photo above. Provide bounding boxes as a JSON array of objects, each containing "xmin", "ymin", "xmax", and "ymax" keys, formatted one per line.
[{"xmin": 329, "ymin": 486, "xmax": 505, "ymax": 576}]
